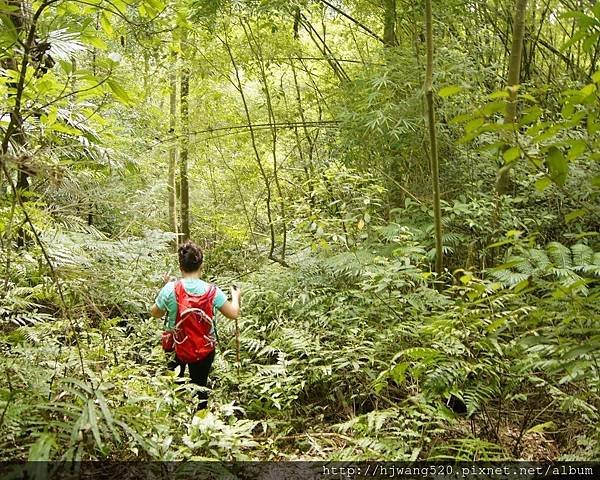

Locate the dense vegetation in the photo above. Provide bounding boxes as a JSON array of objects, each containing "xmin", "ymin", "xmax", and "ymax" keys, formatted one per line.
[{"xmin": 1, "ymin": 0, "xmax": 599, "ymax": 462}]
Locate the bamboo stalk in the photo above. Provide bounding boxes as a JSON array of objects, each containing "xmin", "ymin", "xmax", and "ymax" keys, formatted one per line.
[{"xmin": 424, "ymin": 0, "xmax": 444, "ymax": 281}]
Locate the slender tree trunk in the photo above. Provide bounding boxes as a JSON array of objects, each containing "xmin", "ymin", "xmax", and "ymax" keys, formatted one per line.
[
  {"xmin": 179, "ymin": 28, "xmax": 191, "ymax": 243},
  {"xmin": 3, "ymin": 0, "xmax": 29, "ymax": 247},
  {"xmin": 168, "ymin": 40, "xmax": 179, "ymax": 245},
  {"xmin": 383, "ymin": 0, "xmax": 397, "ymax": 47},
  {"xmin": 424, "ymin": 0, "xmax": 444, "ymax": 280},
  {"xmin": 143, "ymin": 51, "xmax": 149, "ymax": 100},
  {"xmin": 524, "ymin": 0, "xmax": 551, "ymax": 82},
  {"xmin": 291, "ymin": 59, "xmax": 316, "ymax": 211},
  {"xmin": 243, "ymin": 21, "xmax": 287, "ymax": 261},
  {"xmin": 293, "ymin": 5, "xmax": 301, "ymax": 39},
  {"xmin": 496, "ymin": 0, "xmax": 528, "ymax": 195},
  {"xmin": 298, "ymin": 14, "xmax": 350, "ymax": 83},
  {"xmin": 215, "ymin": 140, "xmax": 261, "ymax": 255},
  {"xmin": 222, "ymin": 34, "xmax": 287, "ymax": 267}
]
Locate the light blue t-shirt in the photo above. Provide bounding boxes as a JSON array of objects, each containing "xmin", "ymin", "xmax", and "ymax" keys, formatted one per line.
[{"xmin": 155, "ymin": 278, "xmax": 227, "ymax": 329}]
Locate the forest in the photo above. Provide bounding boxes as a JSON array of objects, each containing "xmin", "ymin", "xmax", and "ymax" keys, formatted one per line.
[{"xmin": 0, "ymin": 0, "xmax": 599, "ymax": 464}]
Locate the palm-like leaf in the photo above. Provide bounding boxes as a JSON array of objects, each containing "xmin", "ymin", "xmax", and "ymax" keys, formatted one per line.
[{"xmin": 46, "ymin": 29, "xmax": 86, "ymax": 61}]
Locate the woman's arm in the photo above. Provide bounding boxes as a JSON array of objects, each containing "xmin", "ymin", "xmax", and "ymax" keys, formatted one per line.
[
  {"xmin": 218, "ymin": 286, "xmax": 241, "ymax": 319},
  {"xmin": 150, "ymin": 303, "xmax": 166, "ymax": 318},
  {"xmin": 150, "ymin": 274, "xmax": 173, "ymax": 318}
]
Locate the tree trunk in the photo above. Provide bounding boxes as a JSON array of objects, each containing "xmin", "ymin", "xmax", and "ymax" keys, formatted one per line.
[
  {"xmin": 179, "ymin": 27, "xmax": 191, "ymax": 243},
  {"xmin": 168, "ymin": 40, "xmax": 179, "ymax": 245},
  {"xmin": 496, "ymin": 0, "xmax": 528, "ymax": 195},
  {"xmin": 222, "ymin": 34, "xmax": 288, "ymax": 267},
  {"xmin": 383, "ymin": 0, "xmax": 397, "ymax": 47},
  {"xmin": 424, "ymin": 0, "xmax": 444, "ymax": 281},
  {"xmin": 3, "ymin": 0, "xmax": 29, "ymax": 247},
  {"xmin": 243, "ymin": 21, "xmax": 288, "ymax": 262}
]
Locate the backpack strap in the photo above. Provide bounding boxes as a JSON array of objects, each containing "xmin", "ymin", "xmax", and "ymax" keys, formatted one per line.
[
  {"xmin": 174, "ymin": 280, "xmax": 217, "ymax": 323},
  {"xmin": 174, "ymin": 280, "xmax": 184, "ymax": 323},
  {"xmin": 205, "ymin": 284, "xmax": 219, "ymax": 345}
]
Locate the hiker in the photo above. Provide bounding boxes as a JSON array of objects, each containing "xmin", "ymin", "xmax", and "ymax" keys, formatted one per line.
[{"xmin": 150, "ymin": 240, "xmax": 241, "ymax": 410}]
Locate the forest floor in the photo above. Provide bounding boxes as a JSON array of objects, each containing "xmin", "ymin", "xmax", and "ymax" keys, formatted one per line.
[{"xmin": 4, "ymin": 233, "xmax": 598, "ymax": 462}]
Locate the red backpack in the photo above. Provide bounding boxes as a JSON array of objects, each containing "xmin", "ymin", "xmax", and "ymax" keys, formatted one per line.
[{"xmin": 162, "ymin": 281, "xmax": 217, "ymax": 363}]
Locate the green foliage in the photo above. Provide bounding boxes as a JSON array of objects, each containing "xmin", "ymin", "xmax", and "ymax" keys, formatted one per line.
[
  {"xmin": 490, "ymin": 240, "xmax": 600, "ymax": 296},
  {"xmin": 1, "ymin": 0, "xmax": 599, "ymax": 464},
  {"xmin": 293, "ymin": 162, "xmax": 387, "ymax": 249}
]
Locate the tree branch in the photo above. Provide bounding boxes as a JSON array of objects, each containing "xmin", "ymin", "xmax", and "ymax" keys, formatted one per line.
[{"xmin": 316, "ymin": 0, "xmax": 384, "ymax": 43}]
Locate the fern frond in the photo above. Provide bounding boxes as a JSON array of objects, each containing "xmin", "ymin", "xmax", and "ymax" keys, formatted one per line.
[
  {"xmin": 526, "ymin": 248, "xmax": 551, "ymax": 271},
  {"xmin": 547, "ymin": 242, "xmax": 572, "ymax": 268},
  {"xmin": 571, "ymin": 244, "xmax": 594, "ymax": 266}
]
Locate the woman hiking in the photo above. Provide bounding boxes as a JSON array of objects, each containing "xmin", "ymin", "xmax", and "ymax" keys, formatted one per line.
[{"xmin": 150, "ymin": 240, "xmax": 241, "ymax": 410}]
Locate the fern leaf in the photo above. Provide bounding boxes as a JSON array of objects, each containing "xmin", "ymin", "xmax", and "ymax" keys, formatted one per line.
[
  {"xmin": 547, "ymin": 242, "xmax": 572, "ymax": 268},
  {"xmin": 571, "ymin": 243, "xmax": 594, "ymax": 266}
]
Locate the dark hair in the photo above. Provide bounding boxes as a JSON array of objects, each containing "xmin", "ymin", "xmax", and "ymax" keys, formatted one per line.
[{"xmin": 178, "ymin": 240, "xmax": 204, "ymax": 273}]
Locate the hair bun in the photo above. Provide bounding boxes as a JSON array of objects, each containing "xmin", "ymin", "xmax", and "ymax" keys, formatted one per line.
[{"xmin": 178, "ymin": 240, "xmax": 204, "ymax": 273}]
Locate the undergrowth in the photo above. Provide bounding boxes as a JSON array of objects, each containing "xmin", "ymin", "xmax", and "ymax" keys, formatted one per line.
[{"xmin": 1, "ymin": 226, "xmax": 598, "ymax": 461}]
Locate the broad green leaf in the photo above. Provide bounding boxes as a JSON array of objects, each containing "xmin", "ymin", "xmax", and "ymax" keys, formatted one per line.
[
  {"xmin": 574, "ymin": 13, "xmax": 598, "ymax": 29},
  {"xmin": 450, "ymin": 112, "xmax": 473, "ymax": 124},
  {"xmin": 51, "ymin": 123, "xmax": 81, "ymax": 135},
  {"xmin": 588, "ymin": 111, "xmax": 599, "ymax": 135},
  {"xmin": 563, "ymin": 110, "xmax": 587, "ymax": 128},
  {"xmin": 403, "ymin": 347, "xmax": 441, "ymax": 361},
  {"xmin": 561, "ymin": 102, "xmax": 575, "ymax": 119},
  {"xmin": 535, "ymin": 177, "xmax": 552, "ymax": 192},
  {"xmin": 503, "ymin": 146, "xmax": 520, "ymax": 164},
  {"xmin": 146, "ymin": 0, "xmax": 165, "ymax": 10},
  {"xmin": 476, "ymin": 141, "xmax": 505, "ymax": 154},
  {"xmin": 533, "ymin": 124, "xmax": 561, "ymax": 142},
  {"xmin": 112, "ymin": 0, "xmax": 127, "ymax": 13},
  {"xmin": 59, "ymin": 60, "xmax": 73, "ymax": 74},
  {"xmin": 513, "ymin": 279, "xmax": 530, "ymax": 293},
  {"xmin": 481, "ymin": 122, "xmax": 513, "ymax": 133},
  {"xmin": 567, "ymin": 139, "xmax": 587, "ymax": 160},
  {"xmin": 82, "ymin": 35, "xmax": 108, "ymax": 50},
  {"xmin": 583, "ymin": 31, "xmax": 600, "ymax": 52},
  {"xmin": 45, "ymin": 106, "xmax": 57, "ymax": 126},
  {"xmin": 108, "ymin": 79, "xmax": 132, "ymax": 105},
  {"xmin": 562, "ymin": 29, "xmax": 587, "ymax": 51},
  {"xmin": 545, "ymin": 147, "xmax": 568, "ymax": 186},
  {"xmin": 4, "ymin": 69, "xmax": 20, "ymax": 82},
  {"xmin": 482, "ymin": 101, "xmax": 506, "ymax": 116},
  {"xmin": 100, "ymin": 12, "xmax": 114, "ymax": 37},
  {"xmin": 488, "ymin": 90, "xmax": 509, "ymax": 99},
  {"xmin": 0, "ymin": 14, "xmax": 17, "ymax": 42},
  {"xmin": 565, "ymin": 209, "xmax": 588, "ymax": 223},
  {"xmin": 458, "ymin": 131, "xmax": 477, "ymax": 144},
  {"xmin": 520, "ymin": 105, "xmax": 542, "ymax": 124},
  {"xmin": 592, "ymin": 70, "xmax": 600, "ymax": 83},
  {"xmin": 519, "ymin": 93, "xmax": 537, "ymax": 102},
  {"xmin": 438, "ymin": 85, "xmax": 462, "ymax": 97},
  {"xmin": 465, "ymin": 117, "xmax": 484, "ymax": 133},
  {"xmin": 579, "ymin": 83, "xmax": 596, "ymax": 98}
]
